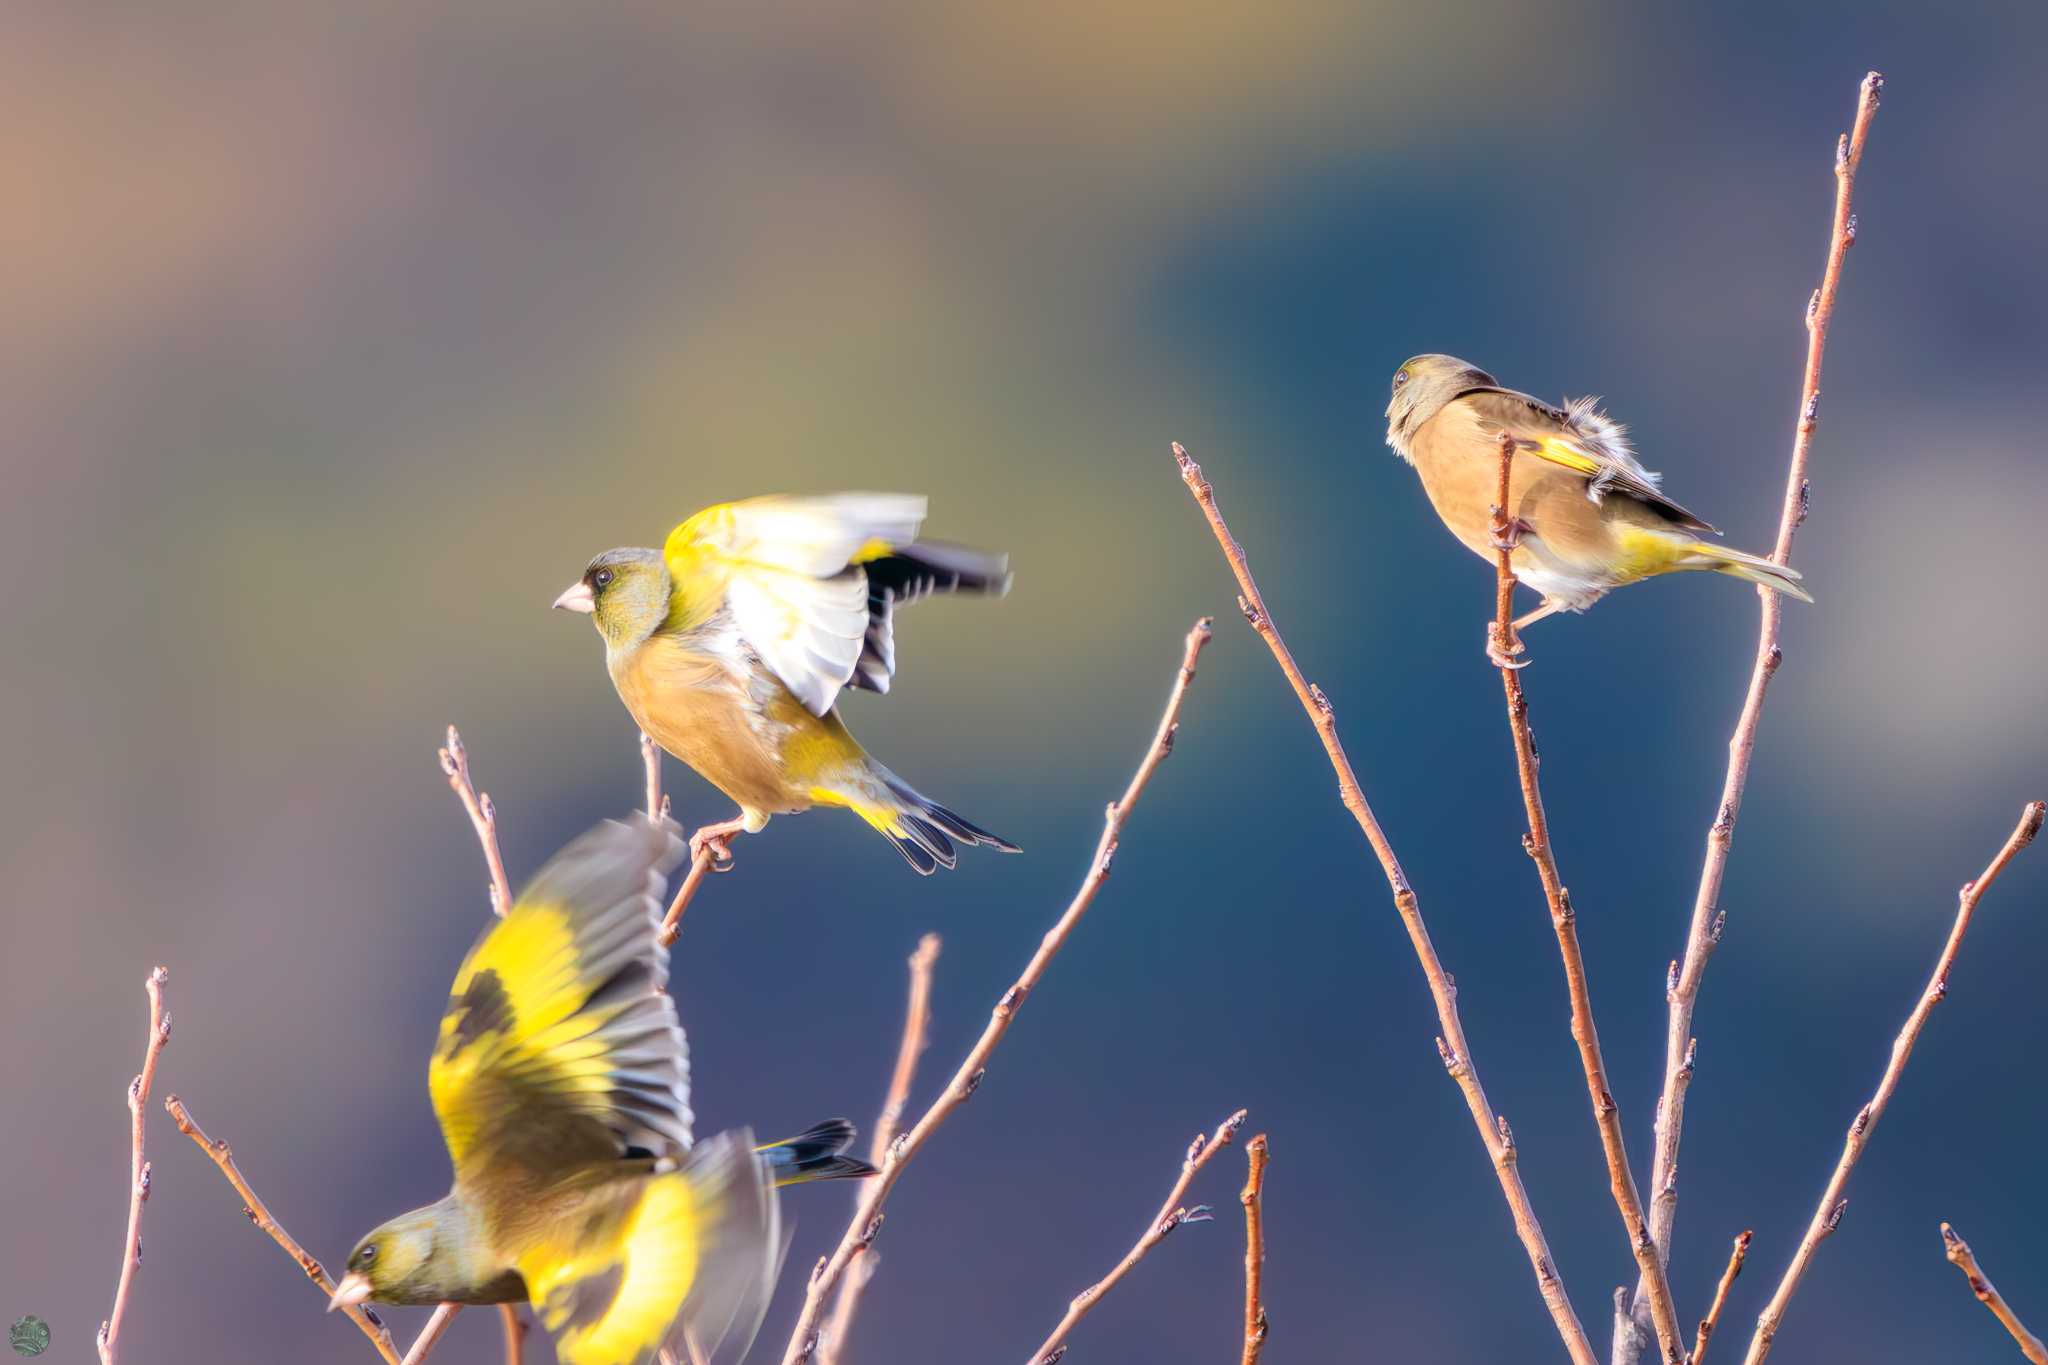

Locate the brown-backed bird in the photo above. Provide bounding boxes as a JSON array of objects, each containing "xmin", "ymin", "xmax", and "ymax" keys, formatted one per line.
[{"xmin": 1384, "ymin": 354, "xmax": 1808, "ymax": 662}]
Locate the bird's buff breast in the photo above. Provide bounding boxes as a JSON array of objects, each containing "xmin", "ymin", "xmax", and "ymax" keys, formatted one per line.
[
  {"xmin": 1410, "ymin": 413, "xmax": 1670, "ymax": 608},
  {"xmin": 609, "ymin": 638, "xmax": 830, "ymax": 816}
]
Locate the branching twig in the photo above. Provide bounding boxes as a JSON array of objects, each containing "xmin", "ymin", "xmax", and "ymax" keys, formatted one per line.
[
  {"xmin": 1740, "ymin": 801, "xmax": 2044, "ymax": 1364},
  {"xmin": 1028, "ymin": 1110, "xmax": 1248, "ymax": 1365},
  {"xmin": 1241, "ymin": 1133, "xmax": 1271, "ymax": 1365},
  {"xmin": 1690, "ymin": 1231, "xmax": 1751, "ymax": 1365},
  {"xmin": 817, "ymin": 934, "xmax": 943, "ymax": 1365},
  {"xmin": 97, "ymin": 966, "xmax": 170, "ymax": 1365},
  {"xmin": 439, "ymin": 726, "xmax": 511, "ymax": 917},
  {"xmin": 440, "ymin": 731, "xmax": 530, "ymax": 1365},
  {"xmin": 164, "ymin": 1095, "xmax": 403, "ymax": 1365},
  {"xmin": 1487, "ymin": 437, "xmax": 1685, "ymax": 1365},
  {"xmin": 1941, "ymin": 1223, "xmax": 2047, "ymax": 1363},
  {"xmin": 1173, "ymin": 443, "xmax": 1598, "ymax": 1365},
  {"xmin": 777, "ymin": 618, "xmax": 1214, "ymax": 1365},
  {"xmin": 1626, "ymin": 71, "xmax": 1884, "ymax": 1360}
]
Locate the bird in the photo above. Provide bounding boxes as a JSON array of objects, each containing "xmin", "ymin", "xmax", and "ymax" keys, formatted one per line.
[
  {"xmin": 554, "ymin": 493, "xmax": 1019, "ymax": 874},
  {"xmin": 326, "ymin": 816, "xmax": 875, "ymax": 1365},
  {"xmin": 1383, "ymin": 354, "xmax": 1809, "ymax": 664}
]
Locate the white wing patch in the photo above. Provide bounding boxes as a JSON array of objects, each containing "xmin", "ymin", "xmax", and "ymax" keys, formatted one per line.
[
  {"xmin": 1557, "ymin": 395, "xmax": 1661, "ymax": 504},
  {"xmin": 691, "ymin": 493, "xmax": 931, "ymax": 716},
  {"xmin": 701, "ymin": 494, "xmax": 926, "ymax": 575},
  {"xmin": 726, "ymin": 566, "xmax": 870, "ymax": 716}
]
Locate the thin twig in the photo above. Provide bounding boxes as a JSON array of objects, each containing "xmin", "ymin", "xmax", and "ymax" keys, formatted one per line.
[
  {"xmin": 1690, "ymin": 1231, "xmax": 1751, "ymax": 1365},
  {"xmin": 657, "ymin": 849, "xmax": 719, "ymax": 947},
  {"xmin": 1488, "ymin": 437, "xmax": 1685, "ymax": 1365},
  {"xmin": 440, "ymin": 732, "xmax": 528, "ymax": 1365},
  {"xmin": 439, "ymin": 726, "xmax": 512, "ymax": 917},
  {"xmin": 97, "ymin": 966, "xmax": 170, "ymax": 1365},
  {"xmin": 401, "ymin": 1306, "xmax": 462, "ymax": 1365},
  {"xmin": 1625, "ymin": 70, "xmax": 1884, "ymax": 1361},
  {"xmin": 1741, "ymin": 801, "xmax": 2044, "ymax": 1364},
  {"xmin": 641, "ymin": 731, "xmax": 664, "ymax": 820},
  {"xmin": 1241, "ymin": 1133, "xmax": 1271, "ymax": 1365},
  {"xmin": 498, "ymin": 1304, "xmax": 527, "ymax": 1365},
  {"xmin": 1941, "ymin": 1223, "xmax": 2048, "ymax": 1363},
  {"xmin": 164, "ymin": 1095, "xmax": 402, "ymax": 1365},
  {"xmin": 778, "ymin": 618, "xmax": 1214, "ymax": 1365},
  {"xmin": 1028, "ymin": 1110, "xmax": 1248, "ymax": 1365},
  {"xmin": 1173, "ymin": 442, "xmax": 1598, "ymax": 1365},
  {"xmin": 817, "ymin": 934, "xmax": 944, "ymax": 1365}
]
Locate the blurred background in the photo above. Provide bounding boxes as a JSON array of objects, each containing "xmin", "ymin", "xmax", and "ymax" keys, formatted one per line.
[{"xmin": 5, "ymin": 1, "xmax": 2046, "ymax": 1361}]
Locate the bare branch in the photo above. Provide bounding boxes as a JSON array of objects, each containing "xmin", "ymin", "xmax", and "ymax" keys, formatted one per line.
[
  {"xmin": 1028, "ymin": 1110, "xmax": 1248, "ymax": 1365},
  {"xmin": 1942, "ymin": 1223, "xmax": 2047, "ymax": 1364},
  {"xmin": 1690, "ymin": 1231, "xmax": 1751, "ymax": 1365},
  {"xmin": 778, "ymin": 618, "xmax": 1215, "ymax": 1365},
  {"xmin": 164, "ymin": 1095, "xmax": 402, "ymax": 1365},
  {"xmin": 1741, "ymin": 801, "xmax": 2044, "ymax": 1364},
  {"xmin": 439, "ymin": 725, "xmax": 512, "ymax": 918},
  {"xmin": 817, "ymin": 934, "xmax": 944, "ymax": 1365},
  {"xmin": 401, "ymin": 1305, "xmax": 462, "ymax": 1365},
  {"xmin": 1627, "ymin": 70, "xmax": 1884, "ymax": 1357},
  {"xmin": 641, "ymin": 731, "xmax": 664, "ymax": 819},
  {"xmin": 1241, "ymin": 1133, "xmax": 1271, "ymax": 1365},
  {"xmin": 1488, "ymin": 437, "xmax": 1685, "ymax": 1365},
  {"xmin": 1174, "ymin": 442, "xmax": 1598, "ymax": 1365},
  {"xmin": 439, "ymin": 732, "xmax": 533, "ymax": 1365},
  {"xmin": 498, "ymin": 1305, "xmax": 528, "ymax": 1365},
  {"xmin": 657, "ymin": 847, "xmax": 720, "ymax": 947},
  {"xmin": 97, "ymin": 966, "xmax": 170, "ymax": 1365}
]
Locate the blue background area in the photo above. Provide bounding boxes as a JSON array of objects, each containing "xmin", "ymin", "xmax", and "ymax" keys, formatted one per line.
[{"xmin": 3, "ymin": 3, "xmax": 2046, "ymax": 1361}]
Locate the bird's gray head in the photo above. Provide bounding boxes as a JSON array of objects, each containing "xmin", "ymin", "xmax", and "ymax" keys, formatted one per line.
[
  {"xmin": 553, "ymin": 547, "xmax": 671, "ymax": 649},
  {"xmin": 1384, "ymin": 354, "xmax": 1498, "ymax": 461}
]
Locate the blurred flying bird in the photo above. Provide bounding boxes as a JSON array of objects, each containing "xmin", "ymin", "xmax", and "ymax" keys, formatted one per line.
[
  {"xmin": 555, "ymin": 493, "xmax": 1018, "ymax": 873},
  {"xmin": 327, "ymin": 817, "xmax": 874, "ymax": 1365},
  {"xmin": 1384, "ymin": 354, "xmax": 1809, "ymax": 665}
]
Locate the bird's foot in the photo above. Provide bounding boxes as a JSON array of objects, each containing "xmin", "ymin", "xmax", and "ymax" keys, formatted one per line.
[
  {"xmin": 1486, "ymin": 621, "xmax": 1529, "ymax": 670},
  {"xmin": 688, "ymin": 817, "xmax": 749, "ymax": 870},
  {"xmin": 1489, "ymin": 515, "xmax": 1533, "ymax": 552}
]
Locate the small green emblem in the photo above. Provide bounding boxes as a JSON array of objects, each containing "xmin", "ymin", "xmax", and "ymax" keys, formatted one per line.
[{"xmin": 8, "ymin": 1316, "xmax": 48, "ymax": 1357}]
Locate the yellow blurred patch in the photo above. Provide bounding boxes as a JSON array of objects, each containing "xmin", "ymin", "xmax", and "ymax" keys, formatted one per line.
[
  {"xmin": 531, "ymin": 1174, "xmax": 702, "ymax": 1365},
  {"xmin": 429, "ymin": 900, "xmax": 618, "ymax": 1172}
]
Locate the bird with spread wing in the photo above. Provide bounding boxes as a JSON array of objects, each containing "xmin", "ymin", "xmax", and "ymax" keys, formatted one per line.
[
  {"xmin": 554, "ymin": 493, "xmax": 1018, "ymax": 873},
  {"xmin": 327, "ymin": 817, "xmax": 873, "ymax": 1365}
]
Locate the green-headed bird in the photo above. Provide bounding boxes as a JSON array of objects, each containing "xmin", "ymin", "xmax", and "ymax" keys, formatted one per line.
[
  {"xmin": 327, "ymin": 817, "xmax": 873, "ymax": 1365},
  {"xmin": 553, "ymin": 493, "xmax": 1018, "ymax": 873}
]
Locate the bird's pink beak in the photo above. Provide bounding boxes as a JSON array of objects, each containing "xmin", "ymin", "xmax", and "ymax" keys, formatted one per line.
[
  {"xmin": 327, "ymin": 1273, "xmax": 372, "ymax": 1311},
  {"xmin": 553, "ymin": 581, "xmax": 596, "ymax": 614}
]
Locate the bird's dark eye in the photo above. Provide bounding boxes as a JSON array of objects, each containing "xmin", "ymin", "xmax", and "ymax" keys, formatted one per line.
[
  {"xmin": 1393, "ymin": 369, "xmax": 1410, "ymax": 389},
  {"xmin": 592, "ymin": 568, "xmax": 615, "ymax": 589},
  {"xmin": 357, "ymin": 1244, "xmax": 378, "ymax": 1268}
]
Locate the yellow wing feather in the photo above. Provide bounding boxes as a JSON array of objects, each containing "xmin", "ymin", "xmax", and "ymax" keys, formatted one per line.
[
  {"xmin": 518, "ymin": 1133, "xmax": 779, "ymax": 1365},
  {"xmin": 427, "ymin": 818, "xmax": 691, "ymax": 1185}
]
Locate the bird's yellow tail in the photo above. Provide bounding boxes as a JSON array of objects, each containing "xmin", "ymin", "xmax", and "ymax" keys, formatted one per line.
[{"xmin": 1685, "ymin": 542, "xmax": 1813, "ymax": 602}]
